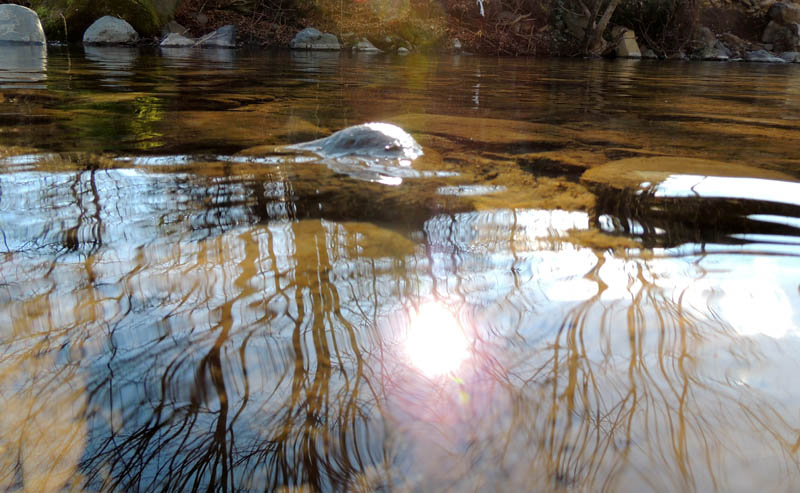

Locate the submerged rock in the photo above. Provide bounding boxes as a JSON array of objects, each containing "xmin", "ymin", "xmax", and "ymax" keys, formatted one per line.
[
  {"xmin": 582, "ymin": 157, "xmax": 800, "ymax": 248},
  {"xmin": 290, "ymin": 28, "xmax": 341, "ymax": 50},
  {"xmin": 290, "ymin": 123, "xmax": 423, "ymax": 161},
  {"xmin": 0, "ymin": 4, "xmax": 45, "ymax": 44},
  {"xmin": 581, "ymin": 156, "xmax": 795, "ymax": 191},
  {"xmin": 83, "ymin": 16, "xmax": 139, "ymax": 45}
]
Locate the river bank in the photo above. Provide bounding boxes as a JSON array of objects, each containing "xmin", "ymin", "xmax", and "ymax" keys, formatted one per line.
[{"xmin": 2, "ymin": 0, "xmax": 796, "ymax": 62}]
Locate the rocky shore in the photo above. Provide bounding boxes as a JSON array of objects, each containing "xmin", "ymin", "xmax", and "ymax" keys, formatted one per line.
[{"xmin": 1, "ymin": 0, "xmax": 798, "ymax": 63}]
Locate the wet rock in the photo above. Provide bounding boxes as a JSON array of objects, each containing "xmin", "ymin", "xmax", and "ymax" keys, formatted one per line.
[
  {"xmin": 0, "ymin": 4, "xmax": 45, "ymax": 44},
  {"xmin": 744, "ymin": 49, "xmax": 788, "ymax": 62},
  {"xmin": 196, "ymin": 25, "xmax": 236, "ymax": 48},
  {"xmin": 83, "ymin": 16, "xmax": 139, "ymax": 45},
  {"xmin": 290, "ymin": 27, "xmax": 341, "ymax": 50},
  {"xmin": 397, "ymin": 46, "xmax": 410, "ymax": 55},
  {"xmin": 354, "ymin": 37, "xmax": 381, "ymax": 52},
  {"xmin": 613, "ymin": 27, "xmax": 641, "ymax": 58},
  {"xmin": 160, "ymin": 33, "xmax": 194, "ymax": 47},
  {"xmin": 290, "ymin": 123, "xmax": 423, "ymax": 161},
  {"xmin": 779, "ymin": 50, "xmax": 800, "ymax": 61}
]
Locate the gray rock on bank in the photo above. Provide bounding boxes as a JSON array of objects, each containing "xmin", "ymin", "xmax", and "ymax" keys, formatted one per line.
[
  {"xmin": 779, "ymin": 50, "xmax": 800, "ymax": 62},
  {"xmin": 0, "ymin": 4, "xmax": 45, "ymax": 44},
  {"xmin": 290, "ymin": 28, "xmax": 341, "ymax": 50},
  {"xmin": 354, "ymin": 38, "xmax": 381, "ymax": 52},
  {"xmin": 744, "ymin": 49, "xmax": 788, "ymax": 63},
  {"xmin": 161, "ymin": 33, "xmax": 194, "ymax": 47},
  {"xmin": 196, "ymin": 25, "xmax": 236, "ymax": 48},
  {"xmin": 83, "ymin": 16, "xmax": 139, "ymax": 45}
]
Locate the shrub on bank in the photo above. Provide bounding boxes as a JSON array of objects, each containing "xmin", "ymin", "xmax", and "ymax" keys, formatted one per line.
[
  {"xmin": 27, "ymin": 0, "xmax": 166, "ymax": 42},
  {"xmin": 612, "ymin": 0, "xmax": 700, "ymax": 56},
  {"xmin": 1, "ymin": 0, "xmax": 775, "ymax": 55}
]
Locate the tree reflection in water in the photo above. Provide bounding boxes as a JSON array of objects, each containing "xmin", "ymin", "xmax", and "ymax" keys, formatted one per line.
[{"xmin": 1, "ymin": 164, "xmax": 799, "ymax": 491}]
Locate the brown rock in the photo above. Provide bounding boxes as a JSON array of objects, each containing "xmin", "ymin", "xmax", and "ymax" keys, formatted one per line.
[
  {"xmin": 720, "ymin": 32, "xmax": 751, "ymax": 56},
  {"xmin": 768, "ymin": 2, "xmax": 800, "ymax": 25},
  {"xmin": 763, "ymin": 20, "xmax": 789, "ymax": 42}
]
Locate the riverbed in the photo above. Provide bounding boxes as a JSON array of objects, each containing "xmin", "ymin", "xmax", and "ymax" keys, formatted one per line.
[{"xmin": 2, "ymin": 46, "xmax": 800, "ymax": 491}]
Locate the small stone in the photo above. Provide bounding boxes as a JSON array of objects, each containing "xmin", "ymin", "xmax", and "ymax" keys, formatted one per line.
[
  {"xmin": 397, "ymin": 47, "xmax": 409, "ymax": 55},
  {"xmin": 83, "ymin": 16, "xmax": 139, "ymax": 45}
]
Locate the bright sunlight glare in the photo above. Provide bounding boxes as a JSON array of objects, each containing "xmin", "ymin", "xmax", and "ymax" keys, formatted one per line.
[{"xmin": 404, "ymin": 304, "xmax": 470, "ymax": 378}]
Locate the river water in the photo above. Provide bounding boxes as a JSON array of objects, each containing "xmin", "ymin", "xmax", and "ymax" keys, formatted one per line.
[{"xmin": 2, "ymin": 45, "xmax": 800, "ymax": 491}]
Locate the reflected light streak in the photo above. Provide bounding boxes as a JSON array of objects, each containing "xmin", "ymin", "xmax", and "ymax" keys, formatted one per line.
[
  {"xmin": 654, "ymin": 175, "xmax": 800, "ymax": 206},
  {"xmin": 716, "ymin": 280, "xmax": 795, "ymax": 339},
  {"xmin": 404, "ymin": 304, "xmax": 470, "ymax": 377}
]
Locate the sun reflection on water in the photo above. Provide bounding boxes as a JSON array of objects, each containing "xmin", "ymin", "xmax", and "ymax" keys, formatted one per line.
[{"xmin": 404, "ymin": 304, "xmax": 470, "ymax": 378}]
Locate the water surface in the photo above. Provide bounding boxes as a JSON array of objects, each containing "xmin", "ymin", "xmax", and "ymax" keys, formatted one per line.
[{"xmin": 2, "ymin": 46, "xmax": 800, "ymax": 491}]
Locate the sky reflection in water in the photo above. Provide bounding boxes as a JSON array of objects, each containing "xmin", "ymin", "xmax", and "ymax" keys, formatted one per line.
[{"xmin": 1, "ymin": 47, "xmax": 800, "ymax": 491}]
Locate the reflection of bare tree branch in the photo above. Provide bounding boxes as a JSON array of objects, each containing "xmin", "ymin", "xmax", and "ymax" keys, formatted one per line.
[{"xmin": 4, "ymin": 161, "xmax": 800, "ymax": 491}]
